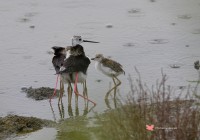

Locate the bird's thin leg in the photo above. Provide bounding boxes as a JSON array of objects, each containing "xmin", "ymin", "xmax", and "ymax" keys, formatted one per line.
[
  {"xmin": 85, "ymin": 80, "xmax": 88, "ymax": 98},
  {"xmin": 75, "ymin": 102, "xmax": 79, "ymax": 116},
  {"xmin": 68, "ymin": 82, "xmax": 72, "ymax": 106},
  {"xmin": 49, "ymin": 74, "xmax": 60, "ymax": 102},
  {"xmin": 61, "ymin": 99, "xmax": 65, "ymax": 118},
  {"xmin": 105, "ymin": 77, "xmax": 118, "ymax": 99},
  {"xmin": 68, "ymin": 104, "xmax": 73, "ymax": 117},
  {"xmin": 113, "ymin": 85, "xmax": 117, "ymax": 99},
  {"xmin": 83, "ymin": 80, "xmax": 88, "ymax": 108},
  {"xmin": 75, "ymin": 87, "xmax": 79, "ymax": 106},
  {"xmin": 115, "ymin": 76, "xmax": 121, "ymax": 87},
  {"xmin": 113, "ymin": 77, "xmax": 117, "ymax": 86},
  {"xmin": 113, "ymin": 76, "xmax": 121, "ymax": 98},
  {"xmin": 83, "ymin": 80, "xmax": 88, "ymax": 104},
  {"xmin": 49, "ymin": 102, "xmax": 56, "ymax": 122},
  {"xmin": 105, "ymin": 98, "xmax": 112, "ymax": 109},
  {"xmin": 83, "ymin": 100, "xmax": 88, "ymax": 116},
  {"xmin": 113, "ymin": 98, "xmax": 117, "ymax": 108},
  {"xmin": 58, "ymin": 99, "xmax": 64, "ymax": 119},
  {"xmin": 58, "ymin": 78, "xmax": 64, "ymax": 105},
  {"xmin": 74, "ymin": 72, "xmax": 79, "ymax": 106},
  {"xmin": 112, "ymin": 77, "xmax": 118, "ymax": 98},
  {"xmin": 82, "ymin": 83, "xmax": 85, "ymax": 97},
  {"xmin": 74, "ymin": 73, "xmax": 96, "ymax": 106}
]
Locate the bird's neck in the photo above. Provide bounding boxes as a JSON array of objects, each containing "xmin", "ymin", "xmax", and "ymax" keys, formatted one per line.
[
  {"xmin": 95, "ymin": 61, "xmax": 101, "ymax": 71},
  {"xmin": 66, "ymin": 51, "xmax": 71, "ymax": 59}
]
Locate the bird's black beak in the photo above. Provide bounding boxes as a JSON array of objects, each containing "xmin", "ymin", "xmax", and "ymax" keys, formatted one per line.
[
  {"xmin": 91, "ymin": 58, "xmax": 95, "ymax": 60},
  {"xmin": 83, "ymin": 40, "xmax": 99, "ymax": 43}
]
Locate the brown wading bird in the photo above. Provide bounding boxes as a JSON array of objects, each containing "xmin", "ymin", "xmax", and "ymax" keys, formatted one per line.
[
  {"xmin": 51, "ymin": 36, "xmax": 99, "ymax": 105},
  {"xmin": 91, "ymin": 54, "xmax": 125, "ymax": 99}
]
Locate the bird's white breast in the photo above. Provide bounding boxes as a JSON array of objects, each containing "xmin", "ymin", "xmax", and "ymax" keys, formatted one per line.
[
  {"xmin": 61, "ymin": 72, "xmax": 87, "ymax": 83},
  {"xmin": 65, "ymin": 50, "xmax": 71, "ymax": 59},
  {"xmin": 95, "ymin": 62, "xmax": 118, "ymax": 77}
]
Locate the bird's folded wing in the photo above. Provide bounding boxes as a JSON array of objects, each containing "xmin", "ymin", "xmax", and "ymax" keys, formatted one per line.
[
  {"xmin": 60, "ymin": 55, "xmax": 90, "ymax": 74},
  {"xmin": 101, "ymin": 58, "xmax": 124, "ymax": 73}
]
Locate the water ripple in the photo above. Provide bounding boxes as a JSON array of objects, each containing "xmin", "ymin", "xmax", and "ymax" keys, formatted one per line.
[{"xmin": 149, "ymin": 39, "xmax": 169, "ymax": 44}]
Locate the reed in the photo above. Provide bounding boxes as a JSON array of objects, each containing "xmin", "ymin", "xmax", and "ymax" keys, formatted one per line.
[{"xmin": 96, "ymin": 69, "xmax": 200, "ymax": 140}]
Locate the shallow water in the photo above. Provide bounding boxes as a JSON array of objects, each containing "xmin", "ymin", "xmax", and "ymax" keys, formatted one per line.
[
  {"xmin": 0, "ymin": 0, "xmax": 200, "ymax": 139},
  {"xmin": 10, "ymin": 128, "xmax": 57, "ymax": 140}
]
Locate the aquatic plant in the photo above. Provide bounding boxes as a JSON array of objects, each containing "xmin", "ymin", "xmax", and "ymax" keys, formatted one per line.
[{"xmin": 96, "ymin": 69, "xmax": 200, "ymax": 140}]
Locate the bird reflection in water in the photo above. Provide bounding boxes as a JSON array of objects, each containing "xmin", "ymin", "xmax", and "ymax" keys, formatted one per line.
[
  {"xmin": 49, "ymin": 99, "xmax": 95, "ymax": 121},
  {"xmin": 104, "ymin": 87, "xmax": 118, "ymax": 109}
]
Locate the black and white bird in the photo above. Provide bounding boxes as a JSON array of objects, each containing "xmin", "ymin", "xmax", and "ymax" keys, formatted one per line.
[
  {"xmin": 52, "ymin": 46, "xmax": 66, "ymax": 74},
  {"xmin": 50, "ymin": 46, "xmax": 73, "ymax": 104},
  {"xmin": 58, "ymin": 36, "xmax": 99, "ymax": 105},
  {"xmin": 91, "ymin": 54, "xmax": 125, "ymax": 99}
]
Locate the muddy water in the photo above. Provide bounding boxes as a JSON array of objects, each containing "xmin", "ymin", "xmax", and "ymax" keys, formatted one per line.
[{"xmin": 0, "ymin": 0, "xmax": 200, "ymax": 139}]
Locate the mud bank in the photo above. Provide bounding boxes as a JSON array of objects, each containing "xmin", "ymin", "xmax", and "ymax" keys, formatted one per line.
[
  {"xmin": 0, "ymin": 115, "xmax": 55, "ymax": 139},
  {"xmin": 21, "ymin": 87, "xmax": 60, "ymax": 100}
]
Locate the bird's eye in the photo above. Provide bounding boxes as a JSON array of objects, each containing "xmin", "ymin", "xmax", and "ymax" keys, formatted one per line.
[{"xmin": 79, "ymin": 39, "xmax": 82, "ymax": 41}]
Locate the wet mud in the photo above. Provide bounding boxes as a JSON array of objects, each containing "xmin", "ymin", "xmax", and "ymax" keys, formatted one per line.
[
  {"xmin": 21, "ymin": 87, "xmax": 60, "ymax": 100},
  {"xmin": 0, "ymin": 115, "xmax": 55, "ymax": 139}
]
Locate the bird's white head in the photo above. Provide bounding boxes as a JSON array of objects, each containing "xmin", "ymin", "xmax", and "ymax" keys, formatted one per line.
[
  {"xmin": 72, "ymin": 36, "xmax": 83, "ymax": 46},
  {"xmin": 91, "ymin": 54, "xmax": 104, "ymax": 62},
  {"xmin": 72, "ymin": 36, "xmax": 99, "ymax": 46}
]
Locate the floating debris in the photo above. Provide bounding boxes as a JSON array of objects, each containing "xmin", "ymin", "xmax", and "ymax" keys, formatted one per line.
[
  {"xmin": 128, "ymin": 8, "xmax": 140, "ymax": 14},
  {"xmin": 105, "ymin": 24, "xmax": 113, "ymax": 28},
  {"xmin": 178, "ymin": 14, "xmax": 192, "ymax": 19},
  {"xmin": 21, "ymin": 87, "xmax": 60, "ymax": 100},
  {"xmin": 19, "ymin": 18, "xmax": 30, "ymax": 23},
  {"xmin": 192, "ymin": 29, "xmax": 200, "ymax": 34},
  {"xmin": 123, "ymin": 43, "xmax": 136, "ymax": 47},
  {"xmin": 96, "ymin": 79, "xmax": 102, "ymax": 82},
  {"xmin": 24, "ymin": 12, "xmax": 38, "ymax": 17},
  {"xmin": 149, "ymin": 39, "xmax": 169, "ymax": 44},
  {"xmin": 169, "ymin": 64, "xmax": 181, "ymax": 68},
  {"xmin": 29, "ymin": 25, "xmax": 35, "ymax": 29},
  {"xmin": 171, "ymin": 23, "xmax": 176, "ymax": 26},
  {"xmin": 127, "ymin": 8, "xmax": 145, "ymax": 17}
]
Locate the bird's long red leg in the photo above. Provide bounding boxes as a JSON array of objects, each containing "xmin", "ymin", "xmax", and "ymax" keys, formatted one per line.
[
  {"xmin": 73, "ymin": 72, "xmax": 96, "ymax": 106},
  {"xmin": 49, "ymin": 74, "xmax": 60, "ymax": 102}
]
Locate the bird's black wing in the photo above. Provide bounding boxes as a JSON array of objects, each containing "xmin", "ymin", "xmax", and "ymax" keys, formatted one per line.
[
  {"xmin": 60, "ymin": 55, "xmax": 90, "ymax": 74},
  {"xmin": 52, "ymin": 46, "xmax": 65, "ymax": 56},
  {"xmin": 52, "ymin": 55, "xmax": 66, "ymax": 74}
]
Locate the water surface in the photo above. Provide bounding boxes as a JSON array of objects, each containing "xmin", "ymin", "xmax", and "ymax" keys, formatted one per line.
[{"xmin": 0, "ymin": 0, "xmax": 200, "ymax": 138}]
